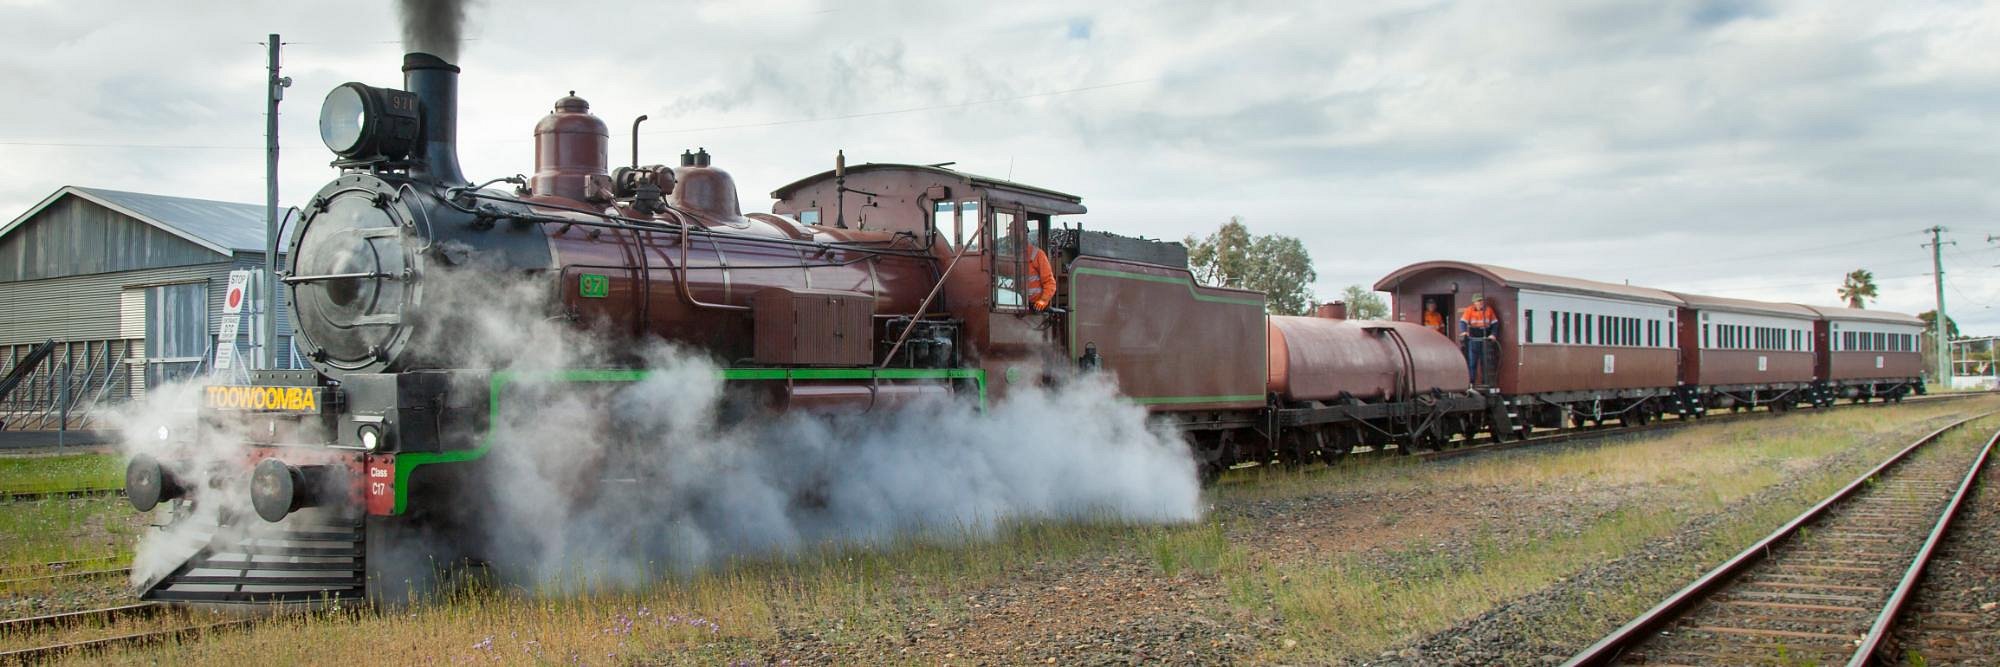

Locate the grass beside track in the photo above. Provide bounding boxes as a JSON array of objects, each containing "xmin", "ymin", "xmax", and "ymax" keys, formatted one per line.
[
  {"xmin": 0, "ymin": 453, "xmax": 122, "ymax": 497},
  {"xmin": 0, "ymin": 496, "xmax": 136, "ymax": 573},
  {"xmin": 1218, "ymin": 400, "xmax": 2000, "ymax": 661},
  {"xmin": 26, "ymin": 398, "xmax": 1998, "ymax": 665}
]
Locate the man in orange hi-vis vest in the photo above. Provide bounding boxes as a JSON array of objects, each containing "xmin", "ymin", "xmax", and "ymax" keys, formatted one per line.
[
  {"xmin": 1422, "ymin": 300, "xmax": 1447, "ymax": 336},
  {"xmin": 1009, "ymin": 218, "xmax": 1058, "ymax": 312},
  {"xmin": 1024, "ymin": 243, "xmax": 1056, "ymax": 311},
  {"xmin": 1459, "ymin": 294, "xmax": 1501, "ymax": 385}
]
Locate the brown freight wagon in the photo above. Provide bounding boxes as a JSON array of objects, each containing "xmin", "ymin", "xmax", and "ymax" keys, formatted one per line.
[{"xmin": 1668, "ymin": 292, "xmax": 1819, "ymax": 412}]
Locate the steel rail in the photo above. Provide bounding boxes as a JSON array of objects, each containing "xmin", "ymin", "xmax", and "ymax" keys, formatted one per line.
[
  {"xmin": 1561, "ymin": 411, "xmax": 1993, "ymax": 667},
  {"xmin": 0, "ymin": 619, "xmax": 252, "ymax": 663},
  {"xmin": 0, "ymin": 603, "xmax": 159, "ymax": 635},
  {"xmin": 1413, "ymin": 390, "xmax": 1987, "ymax": 464},
  {"xmin": 0, "ymin": 567, "xmax": 130, "ymax": 587},
  {"xmin": 1847, "ymin": 423, "xmax": 1999, "ymax": 665}
]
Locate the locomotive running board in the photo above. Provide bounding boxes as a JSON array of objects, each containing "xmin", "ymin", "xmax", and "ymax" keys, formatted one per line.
[{"xmin": 140, "ymin": 511, "xmax": 366, "ymax": 604}]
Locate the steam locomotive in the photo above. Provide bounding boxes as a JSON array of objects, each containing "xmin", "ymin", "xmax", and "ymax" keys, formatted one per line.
[{"xmin": 123, "ymin": 52, "xmax": 1924, "ymax": 604}]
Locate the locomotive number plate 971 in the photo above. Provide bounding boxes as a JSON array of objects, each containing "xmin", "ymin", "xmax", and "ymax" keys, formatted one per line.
[{"xmin": 204, "ymin": 385, "xmax": 326, "ymax": 413}]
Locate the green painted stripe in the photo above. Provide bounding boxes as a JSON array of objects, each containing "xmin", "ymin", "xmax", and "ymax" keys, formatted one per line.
[
  {"xmin": 1131, "ymin": 394, "xmax": 1266, "ymax": 406},
  {"xmin": 390, "ymin": 366, "xmax": 986, "ymax": 514}
]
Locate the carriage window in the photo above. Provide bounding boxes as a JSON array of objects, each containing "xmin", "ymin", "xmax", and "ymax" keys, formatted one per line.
[{"xmin": 1525, "ymin": 310, "xmax": 1535, "ymax": 343}]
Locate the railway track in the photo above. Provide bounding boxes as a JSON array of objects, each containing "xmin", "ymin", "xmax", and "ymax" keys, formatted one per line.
[
  {"xmin": 1562, "ymin": 412, "xmax": 1999, "ymax": 666},
  {"xmin": 0, "ymin": 608, "xmax": 250, "ymax": 664},
  {"xmin": 1411, "ymin": 389, "xmax": 1990, "ymax": 464},
  {"xmin": 0, "ymin": 566, "xmax": 130, "ymax": 588}
]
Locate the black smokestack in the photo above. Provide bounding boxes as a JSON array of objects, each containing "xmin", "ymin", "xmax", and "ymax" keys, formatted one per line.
[
  {"xmin": 399, "ymin": 0, "xmax": 470, "ymax": 62},
  {"xmin": 404, "ymin": 53, "xmax": 465, "ymax": 186}
]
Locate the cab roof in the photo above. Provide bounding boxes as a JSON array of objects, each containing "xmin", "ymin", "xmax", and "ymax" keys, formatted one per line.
[{"xmin": 770, "ymin": 163, "xmax": 1086, "ymax": 216}]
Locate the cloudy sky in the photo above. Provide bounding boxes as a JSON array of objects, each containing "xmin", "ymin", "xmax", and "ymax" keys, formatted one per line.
[{"xmin": 4, "ymin": 1, "xmax": 1998, "ymax": 329}]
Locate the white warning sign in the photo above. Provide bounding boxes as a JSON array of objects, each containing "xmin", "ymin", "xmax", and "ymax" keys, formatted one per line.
[{"xmin": 212, "ymin": 270, "xmax": 251, "ymax": 374}]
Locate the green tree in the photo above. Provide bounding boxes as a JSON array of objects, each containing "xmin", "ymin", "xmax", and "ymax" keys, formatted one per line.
[
  {"xmin": 1184, "ymin": 217, "xmax": 1252, "ymax": 287},
  {"xmin": 1244, "ymin": 235, "xmax": 1317, "ymax": 316},
  {"xmin": 1186, "ymin": 217, "xmax": 1318, "ymax": 315},
  {"xmin": 1918, "ymin": 310, "xmax": 1960, "ymax": 340},
  {"xmin": 1919, "ymin": 309, "xmax": 1961, "ymax": 379},
  {"xmin": 1339, "ymin": 285, "xmax": 1388, "ymax": 320},
  {"xmin": 1837, "ymin": 269, "xmax": 1878, "ymax": 309}
]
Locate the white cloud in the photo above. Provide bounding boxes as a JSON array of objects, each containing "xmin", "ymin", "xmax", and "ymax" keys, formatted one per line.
[{"xmin": 2, "ymin": 0, "xmax": 1997, "ymax": 327}]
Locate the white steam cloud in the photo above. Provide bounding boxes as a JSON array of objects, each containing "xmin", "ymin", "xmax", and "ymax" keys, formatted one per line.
[
  {"xmin": 423, "ymin": 265, "xmax": 1204, "ymax": 586},
  {"xmin": 116, "ymin": 263, "xmax": 1202, "ymax": 593}
]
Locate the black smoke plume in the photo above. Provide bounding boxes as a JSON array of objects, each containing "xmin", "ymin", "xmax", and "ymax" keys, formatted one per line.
[{"xmin": 399, "ymin": 0, "xmax": 471, "ymax": 61}]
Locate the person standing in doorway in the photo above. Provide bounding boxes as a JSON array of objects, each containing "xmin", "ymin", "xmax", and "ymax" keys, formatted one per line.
[
  {"xmin": 1459, "ymin": 294, "xmax": 1501, "ymax": 385},
  {"xmin": 1422, "ymin": 300, "xmax": 1447, "ymax": 337}
]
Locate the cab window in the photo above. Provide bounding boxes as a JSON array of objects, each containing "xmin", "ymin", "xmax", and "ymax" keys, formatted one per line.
[
  {"xmin": 932, "ymin": 201, "xmax": 984, "ymax": 251},
  {"xmin": 991, "ymin": 210, "xmax": 1024, "ymax": 309}
]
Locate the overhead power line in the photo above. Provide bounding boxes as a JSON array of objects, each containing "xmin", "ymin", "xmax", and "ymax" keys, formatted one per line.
[{"xmin": 0, "ymin": 78, "xmax": 1156, "ymax": 151}]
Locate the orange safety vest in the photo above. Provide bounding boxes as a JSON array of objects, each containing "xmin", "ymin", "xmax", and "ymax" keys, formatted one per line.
[
  {"xmin": 1422, "ymin": 311, "xmax": 1446, "ymax": 334},
  {"xmin": 1025, "ymin": 246, "xmax": 1057, "ymax": 311},
  {"xmin": 1460, "ymin": 304, "xmax": 1498, "ymax": 336}
]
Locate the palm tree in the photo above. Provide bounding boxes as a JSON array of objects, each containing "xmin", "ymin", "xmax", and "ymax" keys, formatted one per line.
[{"xmin": 1837, "ymin": 269, "xmax": 1878, "ymax": 309}]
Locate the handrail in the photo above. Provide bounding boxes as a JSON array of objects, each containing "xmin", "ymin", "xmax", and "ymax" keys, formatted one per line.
[{"xmin": 880, "ymin": 219, "xmax": 988, "ymax": 369}]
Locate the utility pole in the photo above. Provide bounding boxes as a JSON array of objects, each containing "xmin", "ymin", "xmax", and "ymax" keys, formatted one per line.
[
  {"xmin": 264, "ymin": 34, "xmax": 291, "ymax": 369},
  {"xmin": 1924, "ymin": 226, "xmax": 1953, "ymax": 384}
]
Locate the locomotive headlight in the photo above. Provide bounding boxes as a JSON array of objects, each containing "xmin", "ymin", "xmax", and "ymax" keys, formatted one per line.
[
  {"xmin": 318, "ymin": 82, "xmax": 421, "ymax": 161},
  {"xmin": 358, "ymin": 424, "xmax": 382, "ymax": 451},
  {"xmin": 319, "ymin": 84, "xmax": 368, "ymax": 155},
  {"xmin": 155, "ymin": 425, "xmax": 172, "ymax": 442}
]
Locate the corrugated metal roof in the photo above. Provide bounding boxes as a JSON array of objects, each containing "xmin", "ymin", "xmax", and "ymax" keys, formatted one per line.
[
  {"xmin": 1795, "ymin": 304, "xmax": 1925, "ymax": 326},
  {"xmin": 1667, "ymin": 291, "xmax": 1820, "ymax": 319},
  {"xmin": 1374, "ymin": 260, "xmax": 1684, "ymax": 305},
  {"xmin": 70, "ymin": 187, "xmax": 273, "ymax": 254}
]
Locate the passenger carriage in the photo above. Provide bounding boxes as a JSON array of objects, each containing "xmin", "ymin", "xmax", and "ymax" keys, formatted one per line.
[
  {"xmin": 1376, "ymin": 261, "xmax": 1683, "ymax": 432},
  {"xmin": 1667, "ymin": 292, "xmax": 1820, "ymax": 413},
  {"xmin": 1801, "ymin": 305, "xmax": 1925, "ymax": 402}
]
